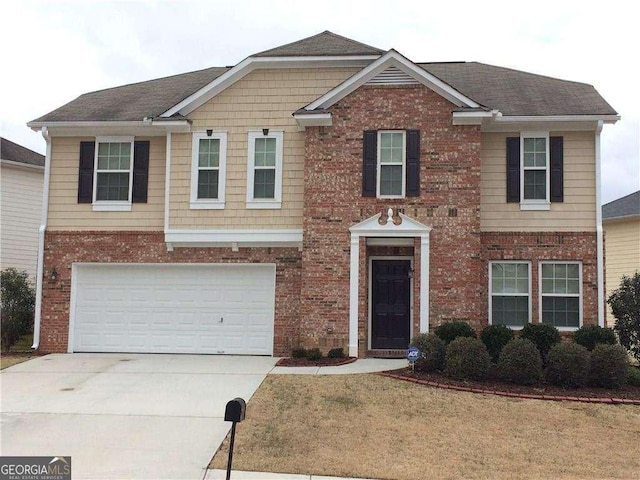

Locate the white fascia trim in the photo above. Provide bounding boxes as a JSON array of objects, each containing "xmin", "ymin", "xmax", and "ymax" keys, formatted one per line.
[
  {"xmin": 306, "ymin": 50, "xmax": 480, "ymax": 111},
  {"xmin": 595, "ymin": 120, "xmax": 605, "ymax": 327},
  {"xmin": 164, "ymin": 229, "xmax": 303, "ymax": 246},
  {"xmin": 28, "ymin": 121, "xmax": 149, "ymax": 130},
  {"xmin": 32, "ymin": 127, "xmax": 52, "ymax": 350},
  {"xmin": 293, "ymin": 112, "xmax": 333, "ymax": 128},
  {"xmin": 452, "ymin": 110, "xmax": 498, "ymax": 125},
  {"xmin": 0, "ymin": 159, "xmax": 45, "ymax": 171},
  {"xmin": 161, "ymin": 55, "xmax": 379, "ymax": 118},
  {"xmin": 494, "ymin": 115, "xmax": 620, "ymax": 124}
]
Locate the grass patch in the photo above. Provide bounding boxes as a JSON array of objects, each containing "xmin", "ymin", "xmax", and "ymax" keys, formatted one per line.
[
  {"xmin": 1, "ymin": 334, "xmax": 37, "ymax": 369},
  {"xmin": 210, "ymin": 374, "xmax": 640, "ymax": 479}
]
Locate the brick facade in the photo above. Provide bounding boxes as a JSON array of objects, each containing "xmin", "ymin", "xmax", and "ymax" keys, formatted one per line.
[{"xmin": 40, "ymin": 231, "xmax": 301, "ymax": 354}]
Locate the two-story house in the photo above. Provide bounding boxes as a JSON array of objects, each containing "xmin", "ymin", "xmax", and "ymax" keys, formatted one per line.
[{"xmin": 28, "ymin": 31, "xmax": 618, "ymax": 358}]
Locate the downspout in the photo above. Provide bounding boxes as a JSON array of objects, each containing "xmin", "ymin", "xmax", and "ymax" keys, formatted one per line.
[
  {"xmin": 164, "ymin": 132, "xmax": 172, "ymax": 251},
  {"xmin": 32, "ymin": 127, "xmax": 52, "ymax": 349},
  {"xmin": 595, "ymin": 120, "xmax": 605, "ymax": 327}
]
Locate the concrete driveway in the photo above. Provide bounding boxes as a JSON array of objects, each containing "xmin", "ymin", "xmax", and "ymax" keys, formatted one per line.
[{"xmin": 1, "ymin": 353, "xmax": 278, "ymax": 479}]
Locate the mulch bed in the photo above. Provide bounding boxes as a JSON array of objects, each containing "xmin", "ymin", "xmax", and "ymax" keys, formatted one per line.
[
  {"xmin": 276, "ymin": 356, "xmax": 357, "ymax": 367},
  {"xmin": 380, "ymin": 366, "xmax": 640, "ymax": 404}
]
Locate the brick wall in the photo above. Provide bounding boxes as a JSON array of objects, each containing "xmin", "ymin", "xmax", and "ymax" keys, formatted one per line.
[
  {"xmin": 301, "ymin": 84, "xmax": 483, "ymax": 355},
  {"xmin": 481, "ymin": 232, "xmax": 599, "ymax": 325},
  {"xmin": 39, "ymin": 231, "xmax": 301, "ymax": 354}
]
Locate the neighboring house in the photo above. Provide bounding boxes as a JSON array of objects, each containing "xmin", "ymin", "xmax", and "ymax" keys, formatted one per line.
[
  {"xmin": 603, "ymin": 190, "xmax": 640, "ymax": 327},
  {"xmin": 27, "ymin": 31, "xmax": 619, "ymax": 357},
  {"xmin": 0, "ymin": 137, "xmax": 45, "ymax": 278}
]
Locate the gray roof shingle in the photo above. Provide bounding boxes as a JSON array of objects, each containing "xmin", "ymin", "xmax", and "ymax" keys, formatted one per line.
[
  {"xmin": 0, "ymin": 137, "xmax": 45, "ymax": 167},
  {"xmin": 30, "ymin": 33, "xmax": 617, "ymax": 124},
  {"xmin": 603, "ymin": 191, "xmax": 640, "ymax": 219},
  {"xmin": 252, "ymin": 30, "xmax": 384, "ymax": 57},
  {"xmin": 420, "ymin": 62, "xmax": 617, "ymax": 116},
  {"xmin": 31, "ymin": 66, "xmax": 229, "ymax": 123}
]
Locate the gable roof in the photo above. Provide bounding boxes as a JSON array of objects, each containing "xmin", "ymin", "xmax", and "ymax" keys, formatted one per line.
[
  {"xmin": 420, "ymin": 62, "xmax": 617, "ymax": 117},
  {"xmin": 0, "ymin": 137, "xmax": 45, "ymax": 167},
  {"xmin": 31, "ymin": 66, "xmax": 229, "ymax": 123},
  {"xmin": 29, "ymin": 32, "xmax": 617, "ymax": 125},
  {"xmin": 602, "ymin": 191, "xmax": 640, "ymax": 220},
  {"xmin": 251, "ymin": 30, "xmax": 384, "ymax": 57}
]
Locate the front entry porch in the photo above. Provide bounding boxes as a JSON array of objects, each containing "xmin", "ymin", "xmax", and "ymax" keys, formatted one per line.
[{"xmin": 349, "ymin": 209, "xmax": 432, "ymax": 358}]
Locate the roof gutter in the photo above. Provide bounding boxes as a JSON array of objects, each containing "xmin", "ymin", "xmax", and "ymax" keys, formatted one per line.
[
  {"xmin": 32, "ymin": 127, "xmax": 52, "ymax": 350},
  {"xmin": 493, "ymin": 115, "xmax": 620, "ymax": 123},
  {"xmin": 595, "ymin": 120, "xmax": 605, "ymax": 327}
]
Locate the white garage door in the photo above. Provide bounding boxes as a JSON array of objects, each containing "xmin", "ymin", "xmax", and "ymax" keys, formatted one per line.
[{"xmin": 71, "ymin": 264, "xmax": 275, "ymax": 355}]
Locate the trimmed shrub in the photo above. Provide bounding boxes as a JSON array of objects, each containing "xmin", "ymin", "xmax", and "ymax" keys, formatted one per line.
[
  {"xmin": 434, "ymin": 321, "xmax": 477, "ymax": 345},
  {"xmin": 497, "ymin": 338, "xmax": 543, "ymax": 385},
  {"xmin": 627, "ymin": 366, "xmax": 640, "ymax": 386},
  {"xmin": 573, "ymin": 325, "xmax": 617, "ymax": 351},
  {"xmin": 519, "ymin": 322, "xmax": 561, "ymax": 360},
  {"xmin": 545, "ymin": 343, "xmax": 590, "ymax": 388},
  {"xmin": 305, "ymin": 348, "xmax": 322, "ymax": 361},
  {"xmin": 1, "ymin": 268, "xmax": 35, "ymax": 351},
  {"xmin": 608, "ymin": 272, "xmax": 640, "ymax": 362},
  {"xmin": 589, "ymin": 344, "xmax": 629, "ymax": 389},
  {"xmin": 327, "ymin": 347, "xmax": 345, "ymax": 359},
  {"xmin": 481, "ymin": 325, "xmax": 515, "ymax": 362},
  {"xmin": 291, "ymin": 348, "xmax": 307, "ymax": 359},
  {"xmin": 444, "ymin": 337, "xmax": 491, "ymax": 381},
  {"xmin": 409, "ymin": 333, "xmax": 446, "ymax": 372}
]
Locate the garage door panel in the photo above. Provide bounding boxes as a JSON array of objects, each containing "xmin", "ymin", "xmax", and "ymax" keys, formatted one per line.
[{"xmin": 72, "ymin": 264, "xmax": 275, "ymax": 355}]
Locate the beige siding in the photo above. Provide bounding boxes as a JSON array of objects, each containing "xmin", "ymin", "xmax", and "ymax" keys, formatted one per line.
[
  {"xmin": 0, "ymin": 163, "xmax": 44, "ymax": 278},
  {"xmin": 481, "ymin": 131, "xmax": 596, "ymax": 231},
  {"xmin": 604, "ymin": 218, "xmax": 640, "ymax": 327},
  {"xmin": 169, "ymin": 67, "xmax": 359, "ymax": 230},
  {"xmin": 47, "ymin": 136, "xmax": 165, "ymax": 230}
]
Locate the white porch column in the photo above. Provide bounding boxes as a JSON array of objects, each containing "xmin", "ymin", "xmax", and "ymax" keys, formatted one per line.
[
  {"xmin": 420, "ymin": 233, "xmax": 430, "ymax": 333},
  {"xmin": 348, "ymin": 234, "xmax": 360, "ymax": 357}
]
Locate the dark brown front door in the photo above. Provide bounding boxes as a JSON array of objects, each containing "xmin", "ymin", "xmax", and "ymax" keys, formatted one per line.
[{"xmin": 371, "ymin": 260, "xmax": 411, "ymax": 349}]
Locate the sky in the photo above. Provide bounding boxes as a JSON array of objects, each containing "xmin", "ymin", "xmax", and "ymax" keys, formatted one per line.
[{"xmin": 1, "ymin": 0, "xmax": 638, "ymax": 204}]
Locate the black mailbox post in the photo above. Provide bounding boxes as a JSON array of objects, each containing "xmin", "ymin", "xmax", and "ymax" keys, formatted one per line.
[{"xmin": 224, "ymin": 398, "xmax": 246, "ymax": 480}]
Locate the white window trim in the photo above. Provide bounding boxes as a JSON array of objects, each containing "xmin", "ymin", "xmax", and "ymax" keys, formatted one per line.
[
  {"xmin": 539, "ymin": 261, "xmax": 583, "ymax": 331},
  {"xmin": 246, "ymin": 130, "xmax": 283, "ymax": 209},
  {"xmin": 190, "ymin": 131, "xmax": 227, "ymax": 209},
  {"xmin": 488, "ymin": 260, "xmax": 532, "ymax": 329},
  {"xmin": 92, "ymin": 136, "xmax": 134, "ymax": 212},
  {"xmin": 376, "ymin": 130, "xmax": 406, "ymax": 199},
  {"xmin": 520, "ymin": 132, "xmax": 550, "ymax": 211}
]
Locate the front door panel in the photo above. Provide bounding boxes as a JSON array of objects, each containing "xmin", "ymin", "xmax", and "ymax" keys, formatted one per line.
[{"xmin": 371, "ymin": 260, "xmax": 411, "ymax": 349}]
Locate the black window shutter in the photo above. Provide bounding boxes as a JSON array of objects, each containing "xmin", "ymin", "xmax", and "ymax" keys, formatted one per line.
[
  {"xmin": 550, "ymin": 136, "xmax": 564, "ymax": 203},
  {"xmin": 132, "ymin": 141, "xmax": 150, "ymax": 203},
  {"xmin": 506, "ymin": 137, "xmax": 520, "ymax": 203},
  {"xmin": 362, "ymin": 130, "xmax": 377, "ymax": 197},
  {"xmin": 77, "ymin": 141, "xmax": 95, "ymax": 203},
  {"xmin": 406, "ymin": 130, "xmax": 420, "ymax": 197}
]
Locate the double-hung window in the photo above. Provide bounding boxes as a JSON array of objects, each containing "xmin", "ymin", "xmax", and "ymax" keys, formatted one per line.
[
  {"xmin": 521, "ymin": 133, "xmax": 549, "ymax": 208},
  {"xmin": 93, "ymin": 136, "xmax": 134, "ymax": 211},
  {"xmin": 246, "ymin": 131, "xmax": 283, "ymax": 209},
  {"xmin": 377, "ymin": 131, "xmax": 406, "ymax": 198},
  {"xmin": 489, "ymin": 262, "xmax": 531, "ymax": 327},
  {"xmin": 540, "ymin": 262, "xmax": 582, "ymax": 329},
  {"xmin": 190, "ymin": 131, "xmax": 227, "ymax": 209}
]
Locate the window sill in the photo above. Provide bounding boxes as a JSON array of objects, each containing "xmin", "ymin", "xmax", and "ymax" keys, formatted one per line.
[
  {"xmin": 190, "ymin": 201, "xmax": 225, "ymax": 210},
  {"xmin": 520, "ymin": 202, "xmax": 550, "ymax": 211},
  {"xmin": 92, "ymin": 202, "xmax": 132, "ymax": 212},
  {"xmin": 556, "ymin": 326, "xmax": 580, "ymax": 332},
  {"xmin": 246, "ymin": 201, "xmax": 282, "ymax": 209}
]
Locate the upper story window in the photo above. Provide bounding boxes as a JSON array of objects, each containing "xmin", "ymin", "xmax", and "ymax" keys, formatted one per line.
[
  {"xmin": 540, "ymin": 262, "xmax": 582, "ymax": 330},
  {"xmin": 377, "ymin": 131, "xmax": 406, "ymax": 198},
  {"xmin": 489, "ymin": 261, "xmax": 531, "ymax": 328},
  {"xmin": 246, "ymin": 130, "xmax": 283, "ymax": 209},
  {"xmin": 521, "ymin": 133, "xmax": 549, "ymax": 206},
  {"xmin": 93, "ymin": 136, "xmax": 134, "ymax": 211},
  {"xmin": 190, "ymin": 131, "xmax": 227, "ymax": 209}
]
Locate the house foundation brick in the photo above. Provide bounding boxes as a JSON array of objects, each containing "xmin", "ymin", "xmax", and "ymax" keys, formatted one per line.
[{"xmin": 39, "ymin": 231, "xmax": 301, "ymax": 355}]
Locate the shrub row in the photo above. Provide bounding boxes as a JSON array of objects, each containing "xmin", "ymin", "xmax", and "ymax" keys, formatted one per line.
[
  {"xmin": 410, "ymin": 321, "xmax": 631, "ymax": 389},
  {"xmin": 291, "ymin": 347, "xmax": 345, "ymax": 361}
]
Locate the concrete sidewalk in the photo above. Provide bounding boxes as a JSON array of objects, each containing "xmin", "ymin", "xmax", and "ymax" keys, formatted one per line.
[{"xmin": 207, "ymin": 470, "xmax": 379, "ymax": 480}]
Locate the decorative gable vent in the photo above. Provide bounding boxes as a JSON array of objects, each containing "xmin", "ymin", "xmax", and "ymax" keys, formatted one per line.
[{"xmin": 365, "ymin": 66, "xmax": 420, "ymax": 86}]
